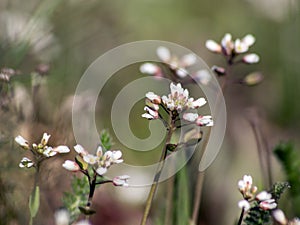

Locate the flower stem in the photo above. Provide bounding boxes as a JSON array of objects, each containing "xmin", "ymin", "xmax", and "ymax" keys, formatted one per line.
[
  {"xmin": 237, "ymin": 208, "xmax": 245, "ymax": 225},
  {"xmin": 140, "ymin": 117, "xmax": 174, "ymax": 225}
]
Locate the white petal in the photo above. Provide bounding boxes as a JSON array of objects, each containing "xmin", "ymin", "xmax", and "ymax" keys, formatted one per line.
[
  {"xmin": 96, "ymin": 167, "xmax": 107, "ymax": 175},
  {"xmin": 196, "ymin": 115, "xmax": 213, "ymax": 126},
  {"xmin": 238, "ymin": 200, "xmax": 251, "ymax": 211},
  {"xmin": 181, "ymin": 54, "xmax": 197, "ymax": 67},
  {"xmin": 62, "ymin": 160, "xmax": 80, "ymax": 171},
  {"xmin": 54, "ymin": 208, "xmax": 70, "ymax": 225},
  {"xmin": 205, "ymin": 40, "xmax": 221, "ymax": 53},
  {"xmin": 41, "ymin": 133, "xmax": 51, "ymax": 146},
  {"xmin": 156, "ymin": 46, "xmax": 171, "ymax": 62},
  {"xmin": 183, "ymin": 113, "xmax": 198, "ymax": 122},
  {"xmin": 176, "ymin": 68, "xmax": 188, "ymax": 78},
  {"xmin": 15, "ymin": 135, "xmax": 29, "ymax": 149},
  {"xmin": 243, "ymin": 53, "xmax": 260, "ymax": 64},
  {"xmin": 256, "ymin": 191, "xmax": 272, "ymax": 201},
  {"xmin": 194, "ymin": 70, "xmax": 211, "ymax": 85},
  {"xmin": 142, "ymin": 113, "xmax": 154, "ymax": 120},
  {"xmin": 83, "ymin": 154, "xmax": 98, "ymax": 165},
  {"xmin": 235, "ymin": 39, "xmax": 249, "ymax": 53},
  {"xmin": 272, "ymin": 209, "xmax": 287, "ymax": 225},
  {"xmin": 242, "ymin": 34, "xmax": 255, "ymax": 47},
  {"xmin": 192, "ymin": 98, "xmax": 207, "ymax": 108},
  {"xmin": 74, "ymin": 144, "xmax": 87, "ymax": 155},
  {"xmin": 144, "ymin": 106, "xmax": 158, "ymax": 118},
  {"xmin": 243, "ymin": 175, "xmax": 253, "ymax": 185},
  {"xmin": 145, "ymin": 92, "xmax": 161, "ymax": 104},
  {"xmin": 140, "ymin": 63, "xmax": 159, "ymax": 74},
  {"xmin": 54, "ymin": 145, "xmax": 70, "ymax": 153},
  {"xmin": 96, "ymin": 146, "xmax": 103, "ymax": 157}
]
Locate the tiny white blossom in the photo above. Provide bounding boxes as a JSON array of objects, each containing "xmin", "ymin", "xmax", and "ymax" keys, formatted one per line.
[
  {"xmin": 157, "ymin": 46, "xmax": 171, "ymax": 62},
  {"xmin": 142, "ymin": 113, "xmax": 156, "ymax": 120},
  {"xmin": 243, "ymin": 53, "xmax": 260, "ymax": 64},
  {"xmin": 96, "ymin": 167, "xmax": 107, "ymax": 175},
  {"xmin": 19, "ymin": 157, "xmax": 34, "ymax": 168},
  {"xmin": 140, "ymin": 63, "xmax": 162, "ymax": 77},
  {"xmin": 113, "ymin": 175, "xmax": 130, "ymax": 187},
  {"xmin": 74, "ymin": 144, "xmax": 88, "ymax": 156},
  {"xmin": 146, "ymin": 92, "xmax": 161, "ymax": 104},
  {"xmin": 62, "ymin": 160, "xmax": 80, "ymax": 172},
  {"xmin": 256, "ymin": 191, "xmax": 272, "ymax": 201},
  {"xmin": 221, "ymin": 33, "xmax": 234, "ymax": 55},
  {"xmin": 235, "ymin": 39, "xmax": 249, "ymax": 53},
  {"xmin": 196, "ymin": 115, "xmax": 213, "ymax": 127},
  {"xmin": 43, "ymin": 147, "xmax": 57, "ymax": 157},
  {"xmin": 205, "ymin": 40, "xmax": 222, "ymax": 53},
  {"xmin": 54, "ymin": 208, "xmax": 70, "ymax": 225},
  {"xmin": 259, "ymin": 199, "xmax": 277, "ymax": 210},
  {"xmin": 145, "ymin": 99, "xmax": 159, "ymax": 111},
  {"xmin": 193, "ymin": 70, "xmax": 212, "ymax": 85},
  {"xmin": 41, "ymin": 133, "xmax": 51, "ymax": 146},
  {"xmin": 238, "ymin": 199, "xmax": 251, "ymax": 211},
  {"xmin": 15, "ymin": 135, "xmax": 29, "ymax": 149},
  {"xmin": 183, "ymin": 113, "xmax": 198, "ymax": 122},
  {"xmin": 54, "ymin": 145, "xmax": 70, "ymax": 153},
  {"xmin": 144, "ymin": 106, "xmax": 159, "ymax": 119},
  {"xmin": 242, "ymin": 34, "xmax": 256, "ymax": 47},
  {"xmin": 83, "ymin": 154, "xmax": 98, "ymax": 165}
]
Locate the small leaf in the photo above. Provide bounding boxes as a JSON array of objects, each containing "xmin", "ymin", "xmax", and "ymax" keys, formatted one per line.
[
  {"xmin": 29, "ymin": 186, "xmax": 40, "ymax": 218},
  {"xmin": 100, "ymin": 130, "xmax": 112, "ymax": 150},
  {"xmin": 75, "ymin": 155, "xmax": 88, "ymax": 170},
  {"xmin": 78, "ymin": 206, "xmax": 96, "ymax": 215}
]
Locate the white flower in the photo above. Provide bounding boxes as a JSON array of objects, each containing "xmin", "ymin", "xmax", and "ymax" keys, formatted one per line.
[
  {"xmin": 113, "ymin": 175, "xmax": 130, "ymax": 187},
  {"xmin": 19, "ymin": 157, "xmax": 34, "ymax": 168},
  {"xmin": 140, "ymin": 63, "xmax": 162, "ymax": 77},
  {"xmin": 256, "ymin": 191, "xmax": 272, "ymax": 201},
  {"xmin": 142, "ymin": 113, "xmax": 156, "ymax": 120},
  {"xmin": 53, "ymin": 145, "xmax": 70, "ymax": 153},
  {"xmin": 74, "ymin": 144, "xmax": 88, "ymax": 156},
  {"xmin": 54, "ymin": 208, "xmax": 70, "ymax": 225},
  {"xmin": 272, "ymin": 209, "xmax": 288, "ymax": 225},
  {"xmin": 43, "ymin": 147, "xmax": 57, "ymax": 157},
  {"xmin": 259, "ymin": 199, "xmax": 277, "ymax": 210},
  {"xmin": 183, "ymin": 113, "xmax": 199, "ymax": 122},
  {"xmin": 156, "ymin": 46, "xmax": 196, "ymax": 78},
  {"xmin": 234, "ymin": 39, "xmax": 249, "ymax": 53},
  {"xmin": 62, "ymin": 160, "xmax": 80, "ymax": 172},
  {"xmin": 238, "ymin": 200, "xmax": 251, "ymax": 211},
  {"xmin": 221, "ymin": 33, "xmax": 234, "ymax": 55},
  {"xmin": 242, "ymin": 34, "xmax": 256, "ymax": 47},
  {"xmin": 205, "ymin": 40, "xmax": 222, "ymax": 53},
  {"xmin": 196, "ymin": 115, "xmax": 213, "ymax": 127},
  {"xmin": 188, "ymin": 97, "xmax": 207, "ymax": 109},
  {"xmin": 83, "ymin": 154, "xmax": 98, "ymax": 165},
  {"xmin": 15, "ymin": 135, "xmax": 29, "ymax": 149},
  {"xmin": 145, "ymin": 92, "xmax": 161, "ymax": 104},
  {"xmin": 143, "ymin": 106, "xmax": 159, "ymax": 119},
  {"xmin": 145, "ymin": 99, "xmax": 159, "ymax": 111},
  {"xmin": 41, "ymin": 133, "xmax": 51, "ymax": 146},
  {"xmin": 110, "ymin": 150, "xmax": 123, "ymax": 164},
  {"xmin": 193, "ymin": 70, "xmax": 212, "ymax": 85},
  {"xmin": 157, "ymin": 46, "xmax": 171, "ymax": 62},
  {"xmin": 96, "ymin": 167, "xmax": 107, "ymax": 175},
  {"xmin": 238, "ymin": 175, "xmax": 253, "ymax": 191},
  {"xmin": 243, "ymin": 53, "xmax": 260, "ymax": 64}
]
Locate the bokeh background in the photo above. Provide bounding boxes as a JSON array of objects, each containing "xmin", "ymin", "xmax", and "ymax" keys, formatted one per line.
[{"xmin": 0, "ymin": 0, "xmax": 299, "ymax": 224}]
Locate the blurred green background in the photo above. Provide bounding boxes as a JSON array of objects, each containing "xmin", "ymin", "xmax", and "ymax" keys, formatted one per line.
[{"xmin": 0, "ymin": 0, "xmax": 299, "ymax": 224}]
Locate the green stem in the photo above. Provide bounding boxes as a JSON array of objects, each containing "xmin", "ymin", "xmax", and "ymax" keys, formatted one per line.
[
  {"xmin": 140, "ymin": 117, "xmax": 174, "ymax": 225},
  {"xmin": 164, "ymin": 175, "xmax": 175, "ymax": 225}
]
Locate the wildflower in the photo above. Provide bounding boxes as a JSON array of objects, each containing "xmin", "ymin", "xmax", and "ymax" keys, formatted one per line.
[
  {"xmin": 156, "ymin": 46, "xmax": 197, "ymax": 78},
  {"xmin": 238, "ymin": 175, "xmax": 257, "ymax": 199},
  {"xmin": 140, "ymin": 63, "xmax": 162, "ymax": 78},
  {"xmin": 238, "ymin": 199, "xmax": 251, "ymax": 212},
  {"xmin": 256, "ymin": 191, "xmax": 272, "ymax": 201},
  {"xmin": 19, "ymin": 157, "xmax": 34, "ymax": 168},
  {"xmin": 205, "ymin": 40, "xmax": 222, "ymax": 53},
  {"xmin": 183, "ymin": 113, "xmax": 199, "ymax": 122},
  {"xmin": 196, "ymin": 115, "xmax": 214, "ymax": 127},
  {"xmin": 62, "ymin": 160, "xmax": 80, "ymax": 172},
  {"xmin": 221, "ymin": 33, "xmax": 234, "ymax": 55},
  {"xmin": 113, "ymin": 175, "xmax": 130, "ymax": 187},
  {"xmin": 54, "ymin": 208, "xmax": 70, "ymax": 225},
  {"xmin": 243, "ymin": 53, "xmax": 260, "ymax": 64},
  {"xmin": 161, "ymin": 83, "xmax": 206, "ymax": 112},
  {"xmin": 259, "ymin": 198, "xmax": 277, "ymax": 210},
  {"xmin": 15, "ymin": 135, "xmax": 29, "ymax": 149},
  {"xmin": 41, "ymin": 133, "xmax": 51, "ymax": 146}
]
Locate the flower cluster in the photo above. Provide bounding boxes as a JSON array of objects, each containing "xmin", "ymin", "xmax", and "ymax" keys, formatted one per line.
[
  {"xmin": 140, "ymin": 46, "xmax": 211, "ymax": 85},
  {"xmin": 206, "ymin": 33, "xmax": 259, "ymax": 65},
  {"xmin": 237, "ymin": 175, "xmax": 277, "ymax": 212},
  {"xmin": 142, "ymin": 82, "xmax": 213, "ymax": 127},
  {"xmin": 15, "ymin": 133, "xmax": 70, "ymax": 168},
  {"xmin": 62, "ymin": 144, "xmax": 129, "ymax": 187},
  {"xmin": 206, "ymin": 33, "xmax": 262, "ymax": 86}
]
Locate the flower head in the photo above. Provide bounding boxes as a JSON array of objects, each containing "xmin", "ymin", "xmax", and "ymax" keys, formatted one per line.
[
  {"xmin": 113, "ymin": 175, "xmax": 130, "ymax": 187},
  {"xmin": 238, "ymin": 175, "xmax": 257, "ymax": 199},
  {"xmin": 15, "ymin": 135, "xmax": 29, "ymax": 149},
  {"xmin": 19, "ymin": 157, "xmax": 34, "ymax": 168}
]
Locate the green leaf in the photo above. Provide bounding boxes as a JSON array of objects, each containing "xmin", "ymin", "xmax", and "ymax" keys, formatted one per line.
[
  {"xmin": 75, "ymin": 155, "xmax": 88, "ymax": 170},
  {"xmin": 29, "ymin": 186, "xmax": 40, "ymax": 219},
  {"xmin": 100, "ymin": 130, "xmax": 112, "ymax": 150}
]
